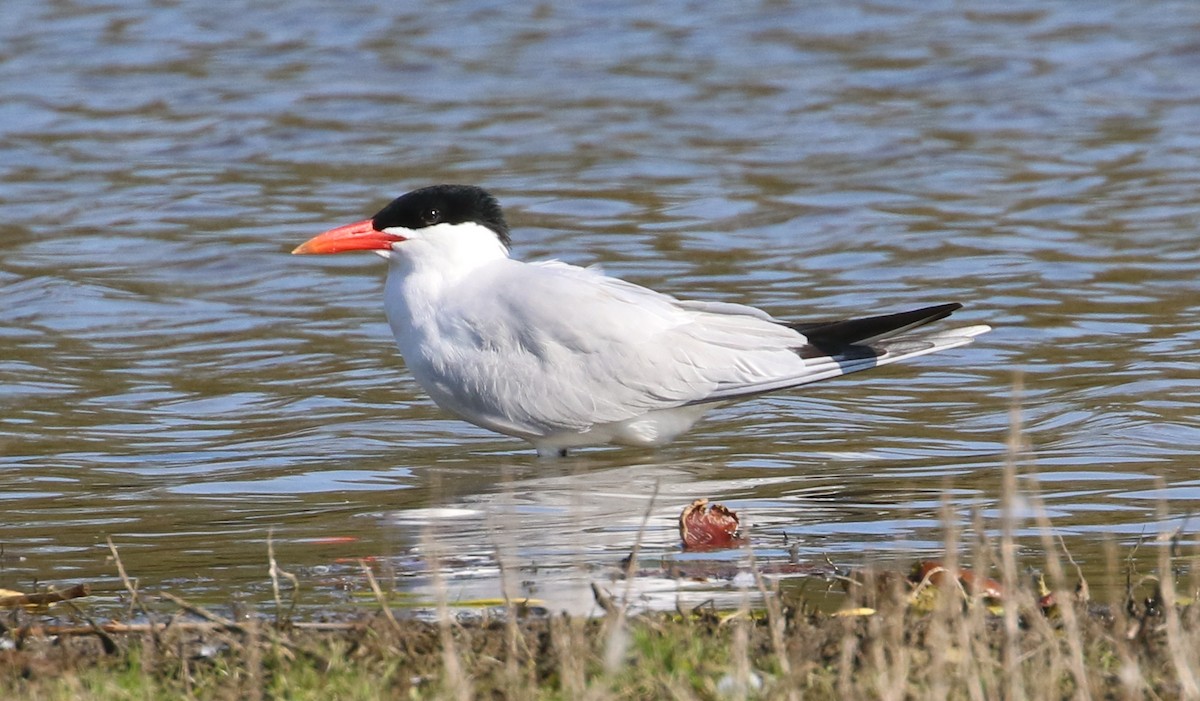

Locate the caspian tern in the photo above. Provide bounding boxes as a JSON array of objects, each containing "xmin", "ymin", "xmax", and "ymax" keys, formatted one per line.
[{"xmin": 294, "ymin": 184, "xmax": 989, "ymax": 456}]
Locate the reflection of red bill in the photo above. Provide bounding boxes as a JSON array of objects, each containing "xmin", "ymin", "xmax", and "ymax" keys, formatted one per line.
[{"xmin": 304, "ymin": 536, "xmax": 360, "ymax": 545}]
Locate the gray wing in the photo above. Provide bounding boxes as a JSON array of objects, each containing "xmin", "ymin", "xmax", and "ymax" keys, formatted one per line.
[{"xmin": 429, "ymin": 260, "xmax": 988, "ymax": 436}]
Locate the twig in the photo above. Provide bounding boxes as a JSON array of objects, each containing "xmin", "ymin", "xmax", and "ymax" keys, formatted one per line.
[
  {"xmin": 359, "ymin": 559, "xmax": 402, "ymax": 634},
  {"xmin": 1055, "ymin": 533, "xmax": 1090, "ymax": 602},
  {"xmin": 158, "ymin": 591, "xmax": 313, "ymax": 661},
  {"xmin": 59, "ymin": 598, "xmax": 119, "ymax": 655},
  {"xmin": 0, "ymin": 583, "xmax": 90, "ymax": 609},
  {"xmin": 106, "ymin": 537, "xmax": 161, "ymax": 647},
  {"xmin": 267, "ymin": 528, "xmax": 299, "ymax": 626},
  {"xmin": 159, "ymin": 591, "xmax": 238, "ymax": 629},
  {"xmin": 590, "ymin": 583, "xmax": 617, "ymax": 615}
]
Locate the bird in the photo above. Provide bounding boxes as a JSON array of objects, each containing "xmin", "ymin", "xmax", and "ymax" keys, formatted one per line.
[{"xmin": 293, "ymin": 184, "xmax": 990, "ymax": 457}]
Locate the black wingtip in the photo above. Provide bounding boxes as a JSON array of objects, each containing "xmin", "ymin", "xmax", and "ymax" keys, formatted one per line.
[{"xmin": 790, "ymin": 303, "xmax": 963, "ymax": 354}]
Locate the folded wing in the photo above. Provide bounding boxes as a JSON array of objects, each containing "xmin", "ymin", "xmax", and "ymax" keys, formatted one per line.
[{"xmin": 436, "ymin": 260, "xmax": 989, "ymax": 436}]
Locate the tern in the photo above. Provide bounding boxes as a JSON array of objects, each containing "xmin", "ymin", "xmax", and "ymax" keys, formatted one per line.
[{"xmin": 294, "ymin": 184, "xmax": 989, "ymax": 456}]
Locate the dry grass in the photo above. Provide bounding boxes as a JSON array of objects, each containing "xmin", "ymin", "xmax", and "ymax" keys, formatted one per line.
[{"xmin": 1, "ymin": 569, "xmax": 1197, "ymax": 701}]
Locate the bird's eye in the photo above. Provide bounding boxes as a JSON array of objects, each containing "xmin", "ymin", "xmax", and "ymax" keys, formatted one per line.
[{"xmin": 421, "ymin": 208, "xmax": 440, "ymax": 226}]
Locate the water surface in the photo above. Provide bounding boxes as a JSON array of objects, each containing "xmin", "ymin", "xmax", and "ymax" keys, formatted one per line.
[{"xmin": 2, "ymin": 1, "xmax": 1199, "ymax": 613}]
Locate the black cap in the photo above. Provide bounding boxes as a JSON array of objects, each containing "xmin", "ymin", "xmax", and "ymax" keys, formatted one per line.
[{"xmin": 371, "ymin": 184, "xmax": 511, "ymax": 248}]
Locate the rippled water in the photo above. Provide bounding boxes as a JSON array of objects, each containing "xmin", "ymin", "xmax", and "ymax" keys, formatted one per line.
[{"xmin": 3, "ymin": 1, "xmax": 1200, "ymax": 613}]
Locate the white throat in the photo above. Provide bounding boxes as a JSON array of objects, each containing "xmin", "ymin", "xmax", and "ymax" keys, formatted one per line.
[
  {"xmin": 380, "ymin": 220, "xmax": 509, "ymax": 344},
  {"xmin": 379, "ymin": 221, "xmax": 508, "ymax": 282}
]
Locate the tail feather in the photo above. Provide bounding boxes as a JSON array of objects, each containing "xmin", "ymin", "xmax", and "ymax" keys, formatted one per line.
[
  {"xmin": 689, "ymin": 304, "xmax": 990, "ymax": 406},
  {"xmin": 790, "ymin": 302, "xmax": 962, "ymax": 354}
]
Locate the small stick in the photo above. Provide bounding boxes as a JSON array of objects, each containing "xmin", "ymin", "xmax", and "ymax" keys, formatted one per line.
[
  {"xmin": 267, "ymin": 529, "xmax": 299, "ymax": 626},
  {"xmin": 59, "ymin": 598, "xmax": 119, "ymax": 655},
  {"xmin": 269, "ymin": 527, "xmax": 284, "ymax": 623},
  {"xmin": 359, "ymin": 559, "xmax": 402, "ymax": 634},
  {"xmin": 105, "ymin": 537, "xmax": 140, "ymax": 610},
  {"xmin": 0, "ymin": 583, "xmax": 90, "ymax": 609},
  {"xmin": 158, "ymin": 591, "xmax": 312, "ymax": 660},
  {"xmin": 590, "ymin": 583, "xmax": 617, "ymax": 615},
  {"xmin": 106, "ymin": 537, "xmax": 161, "ymax": 647},
  {"xmin": 159, "ymin": 591, "xmax": 238, "ymax": 629}
]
